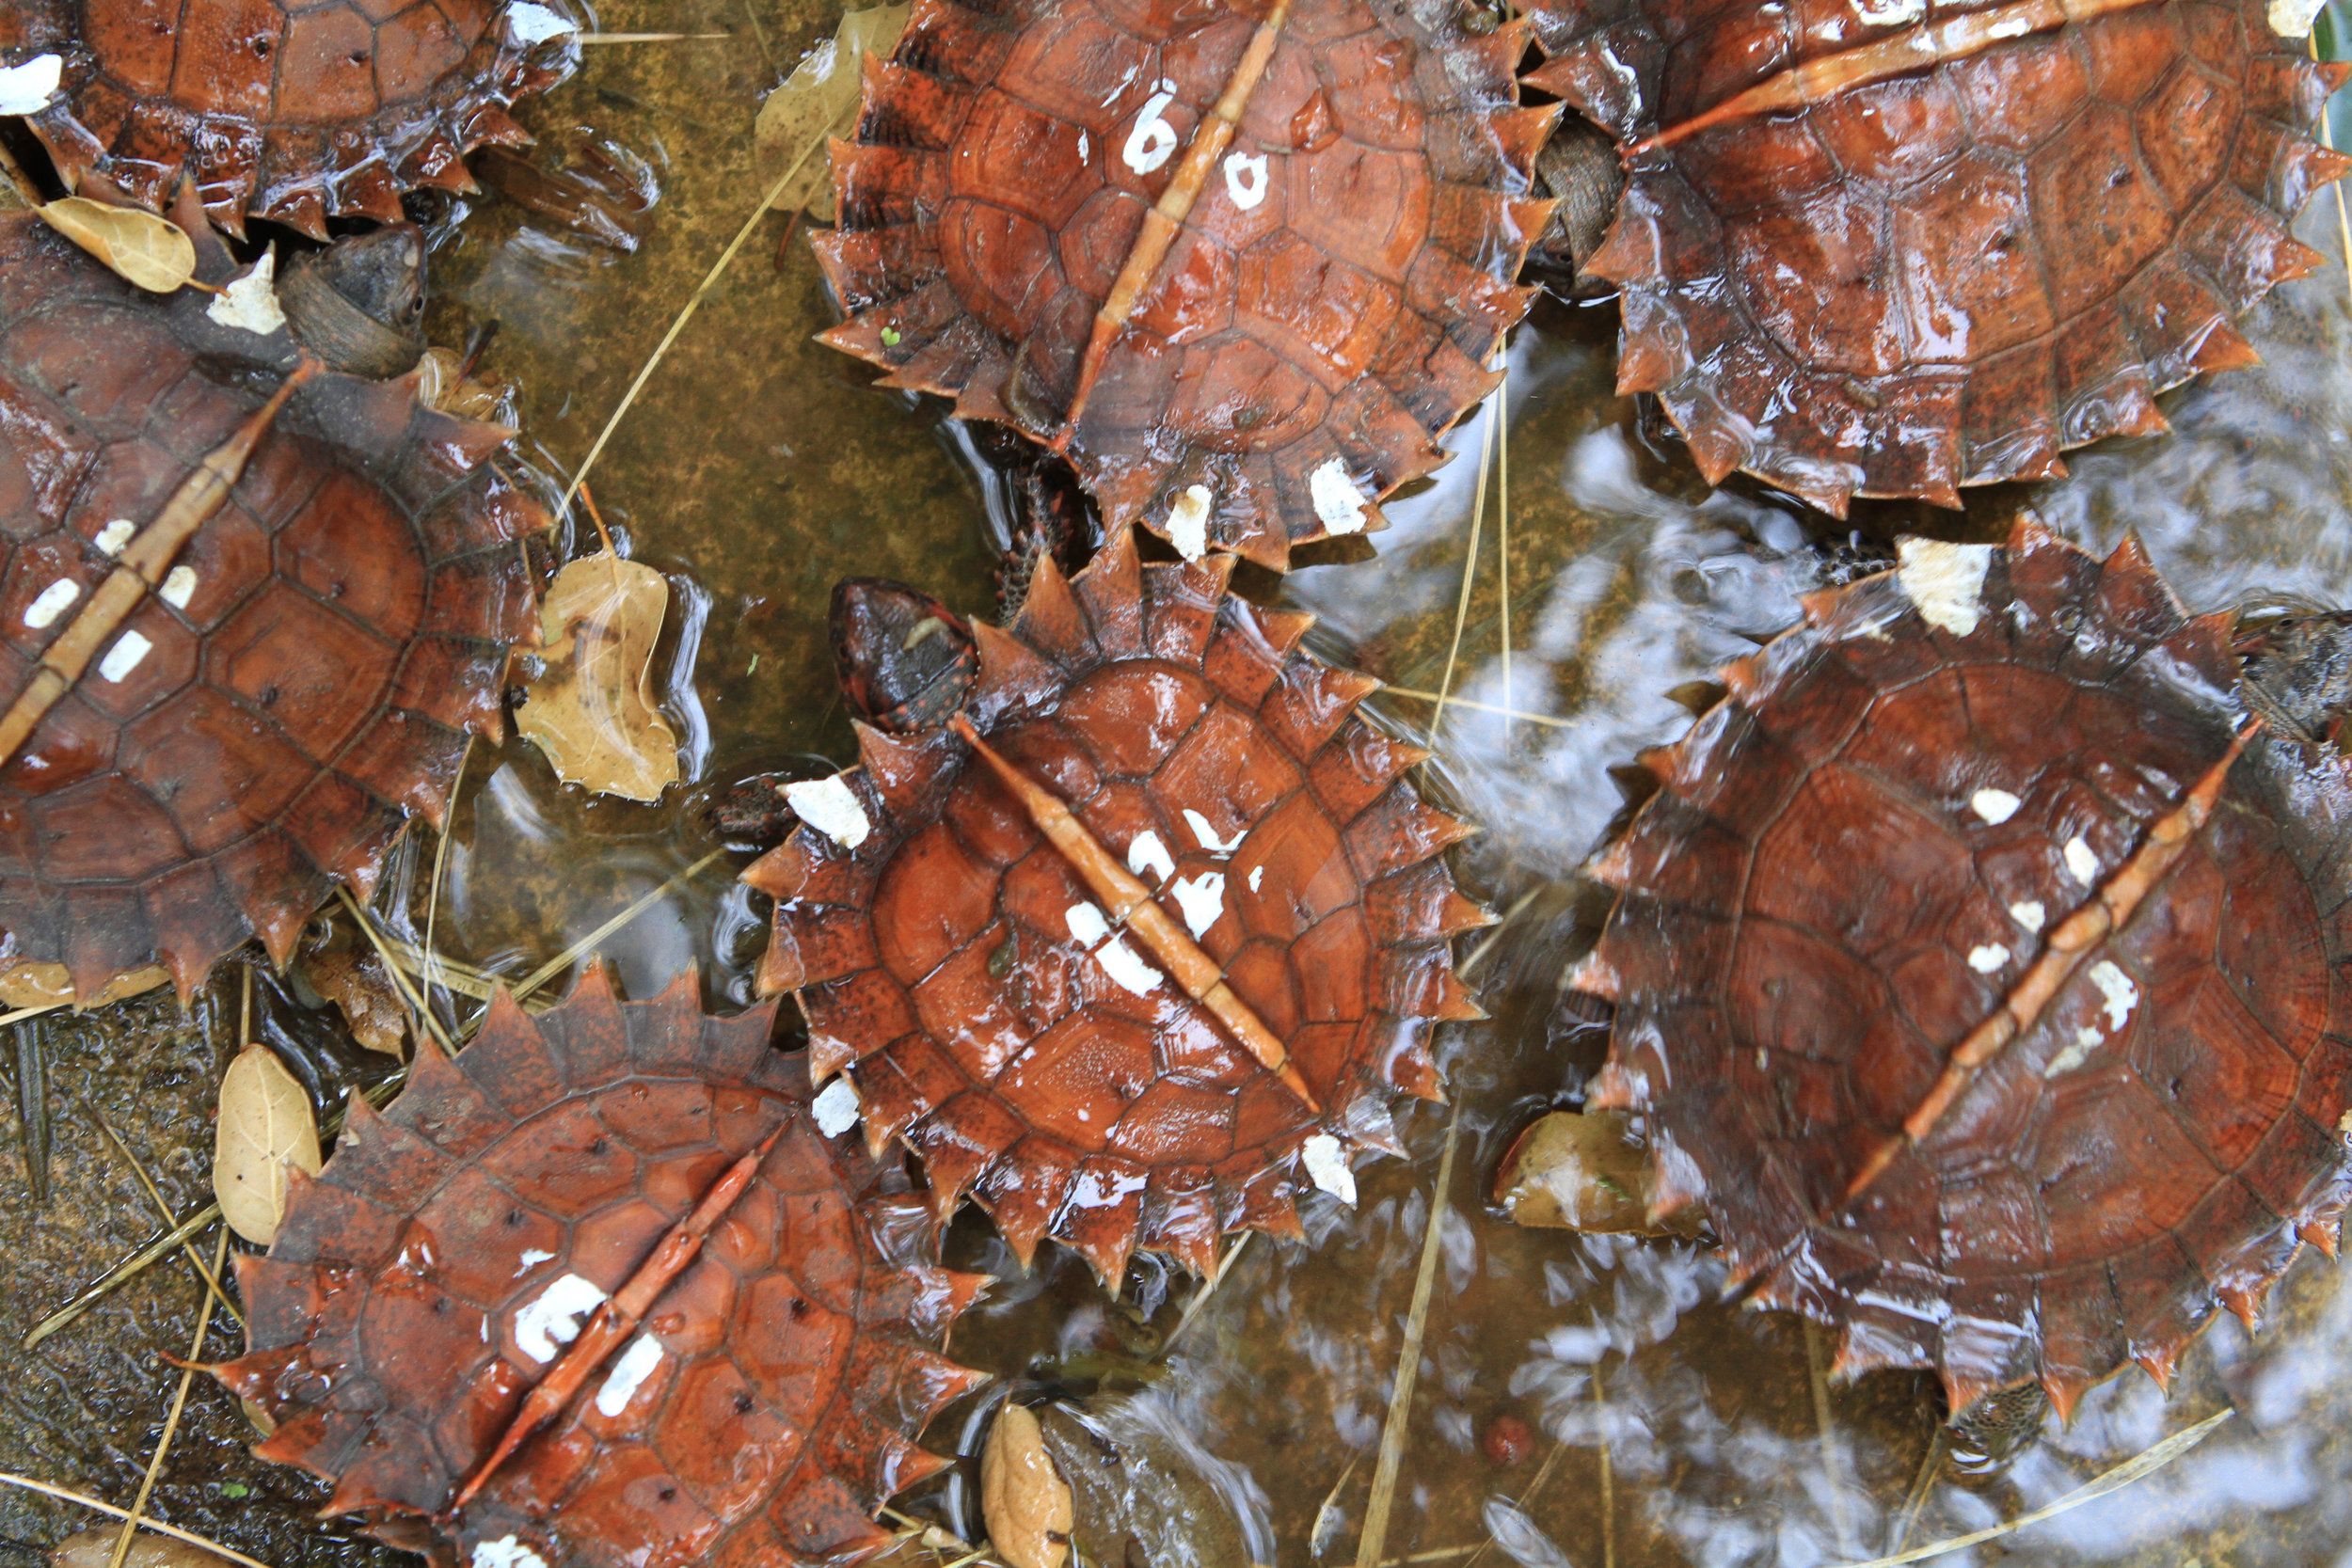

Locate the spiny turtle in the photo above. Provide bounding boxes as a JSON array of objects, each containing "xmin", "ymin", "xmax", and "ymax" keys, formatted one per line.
[
  {"xmin": 814, "ymin": 0, "xmax": 1556, "ymax": 571},
  {"xmin": 0, "ymin": 0, "xmax": 580, "ymax": 237},
  {"xmin": 1525, "ymin": 0, "xmax": 2352, "ymax": 515},
  {"xmin": 1571, "ymin": 518, "xmax": 2352, "ymax": 1418},
  {"xmin": 0, "ymin": 197, "xmax": 542, "ymax": 1006},
  {"xmin": 212, "ymin": 966, "xmax": 990, "ymax": 1568},
  {"xmin": 747, "ymin": 528, "xmax": 1486, "ymax": 1280}
]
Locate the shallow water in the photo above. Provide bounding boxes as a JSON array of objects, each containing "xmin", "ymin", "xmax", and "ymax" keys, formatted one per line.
[{"xmin": 10, "ymin": 4, "xmax": 2352, "ymax": 1567}]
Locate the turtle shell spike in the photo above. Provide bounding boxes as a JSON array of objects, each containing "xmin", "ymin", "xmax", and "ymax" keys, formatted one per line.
[
  {"xmin": 213, "ymin": 966, "xmax": 989, "ymax": 1568},
  {"xmin": 1574, "ymin": 519, "xmax": 2352, "ymax": 1417},
  {"xmin": 749, "ymin": 527, "xmax": 1486, "ymax": 1281}
]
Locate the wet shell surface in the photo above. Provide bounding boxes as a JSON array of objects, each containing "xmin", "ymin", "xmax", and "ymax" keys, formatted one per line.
[
  {"xmin": 0, "ymin": 205, "xmax": 541, "ymax": 1002},
  {"xmin": 1574, "ymin": 520, "xmax": 2352, "ymax": 1417},
  {"xmin": 212, "ymin": 968, "xmax": 989, "ymax": 1568},
  {"xmin": 815, "ymin": 0, "xmax": 1555, "ymax": 570},
  {"xmin": 749, "ymin": 528, "xmax": 1486, "ymax": 1280},
  {"xmin": 1527, "ymin": 0, "xmax": 2352, "ymax": 515},
  {"xmin": 0, "ymin": 0, "xmax": 579, "ymax": 237}
]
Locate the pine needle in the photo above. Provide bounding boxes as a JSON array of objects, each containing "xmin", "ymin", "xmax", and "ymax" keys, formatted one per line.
[
  {"xmin": 81, "ymin": 1103, "xmax": 242, "ymax": 1329},
  {"xmin": 513, "ymin": 848, "xmax": 729, "ymax": 999},
  {"xmin": 103, "ymin": 1227, "xmax": 231, "ymax": 1568},
  {"xmin": 1495, "ymin": 359, "xmax": 1512, "ymax": 741},
  {"xmin": 1379, "ymin": 689, "xmax": 1573, "ymax": 730},
  {"xmin": 1805, "ymin": 1321, "xmax": 1855, "ymax": 1556},
  {"xmin": 335, "ymin": 886, "xmax": 457, "ymax": 1056},
  {"xmin": 1428, "ymin": 384, "xmax": 1501, "ymax": 740}
]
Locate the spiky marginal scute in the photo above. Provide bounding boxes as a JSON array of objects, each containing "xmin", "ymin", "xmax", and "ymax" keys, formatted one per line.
[
  {"xmin": 0, "ymin": 205, "xmax": 544, "ymax": 1004},
  {"xmin": 811, "ymin": 0, "xmax": 1555, "ymax": 571},
  {"xmin": 212, "ymin": 967, "xmax": 990, "ymax": 1568},
  {"xmin": 748, "ymin": 529, "xmax": 1486, "ymax": 1281},
  {"xmin": 1526, "ymin": 0, "xmax": 2352, "ymax": 516},
  {"xmin": 1577, "ymin": 518, "xmax": 2352, "ymax": 1420},
  {"xmin": 0, "ymin": 0, "xmax": 578, "ymax": 239}
]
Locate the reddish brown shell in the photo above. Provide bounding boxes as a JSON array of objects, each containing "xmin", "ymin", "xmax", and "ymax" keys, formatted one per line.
[
  {"xmin": 748, "ymin": 528, "xmax": 1486, "ymax": 1280},
  {"xmin": 212, "ymin": 967, "xmax": 989, "ymax": 1568},
  {"xmin": 0, "ymin": 208, "xmax": 542, "ymax": 1001},
  {"xmin": 814, "ymin": 0, "xmax": 1556, "ymax": 570},
  {"xmin": 1574, "ymin": 519, "xmax": 2352, "ymax": 1418},
  {"xmin": 1526, "ymin": 0, "xmax": 2352, "ymax": 515},
  {"xmin": 0, "ymin": 0, "xmax": 577, "ymax": 238}
]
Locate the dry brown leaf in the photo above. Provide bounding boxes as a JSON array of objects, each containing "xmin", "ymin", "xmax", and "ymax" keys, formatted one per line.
[
  {"xmin": 982, "ymin": 1402, "xmax": 1074, "ymax": 1568},
  {"xmin": 212, "ymin": 1041, "xmax": 323, "ymax": 1245},
  {"xmin": 294, "ymin": 922, "xmax": 409, "ymax": 1057},
  {"xmin": 53, "ymin": 1527, "xmax": 243, "ymax": 1568},
  {"xmin": 755, "ymin": 4, "xmax": 912, "ymax": 221},
  {"xmin": 36, "ymin": 197, "xmax": 197, "ymax": 292},
  {"xmin": 517, "ymin": 552, "xmax": 680, "ymax": 802},
  {"xmin": 1492, "ymin": 1108, "xmax": 1702, "ymax": 1238}
]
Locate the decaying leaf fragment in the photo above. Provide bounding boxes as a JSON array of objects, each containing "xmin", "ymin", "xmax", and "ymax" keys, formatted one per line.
[
  {"xmin": 516, "ymin": 551, "xmax": 680, "ymax": 801},
  {"xmin": 1493, "ymin": 1108, "xmax": 1697, "ymax": 1238},
  {"xmin": 35, "ymin": 197, "xmax": 196, "ymax": 292},
  {"xmin": 294, "ymin": 921, "xmax": 409, "ymax": 1057},
  {"xmin": 755, "ymin": 4, "xmax": 910, "ymax": 220},
  {"xmin": 981, "ymin": 1402, "xmax": 1075, "ymax": 1568},
  {"xmin": 52, "ymin": 1527, "xmax": 243, "ymax": 1568},
  {"xmin": 212, "ymin": 1041, "xmax": 323, "ymax": 1244}
]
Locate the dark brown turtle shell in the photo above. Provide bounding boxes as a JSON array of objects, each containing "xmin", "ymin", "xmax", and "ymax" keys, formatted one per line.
[
  {"xmin": 814, "ymin": 0, "xmax": 1556, "ymax": 570},
  {"xmin": 748, "ymin": 528, "xmax": 1487, "ymax": 1280},
  {"xmin": 212, "ymin": 967, "xmax": 990, "ymax": 1568},
  {"xmin": 1526, "ymin": 0, "xmax": 2352, "ymax": 515},
  {"xmin": 0, "ymin": 0, "xmax": 579, "ymax": 237},
  {"xmin": 1572, "ymin": 519, "xmax": 2352, "ymax": 1417},
  {"xmin": 0, "ymin": 204, "xmax": 542, "ymax": 1002}
]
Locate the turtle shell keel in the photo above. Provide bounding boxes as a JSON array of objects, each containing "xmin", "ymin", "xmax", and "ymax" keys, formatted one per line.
[
  {"xmin": 815, "ymin": 0, "xmax": 1555, "ymax": 570},
  {"xmin": 212, "ymin": 968, "xmax": 989, "ymax": 1568},
  {"xmin": 1527, "ymin": 0, "xmax": 2352, "ymax": 514},
  {"xmin": 0, "ymin": 0, "xmax": 579, "ymax": 237},
  {"xmin": 0, "ymin": 208, "xmax": 541, "ymax": 1001},
  {"xmin": 1574, "ymin": 520, "xmax": 2352, "ymax": 1417},
  {"xmin": 750, "ymin": 529, "xmax": 1488, "ymax": 1279}
]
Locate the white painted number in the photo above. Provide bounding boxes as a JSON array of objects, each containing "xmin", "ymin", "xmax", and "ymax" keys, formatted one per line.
[
  {"xmin": 1222, "ymin": 150, "xmax": 1268, "ymax": 210},
  {"xmin": 1123, "ymin": 82, "xmax": 1181, "ymax": 175}
]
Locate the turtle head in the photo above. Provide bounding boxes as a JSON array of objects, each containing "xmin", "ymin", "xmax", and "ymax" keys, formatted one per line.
[
  {"xmin": 280, "ymin": 225, "xmax": 428, "ymax": 379},
  {"xmin": 829, "ymin": 579, "xmax": 977, "ymax": 734}
]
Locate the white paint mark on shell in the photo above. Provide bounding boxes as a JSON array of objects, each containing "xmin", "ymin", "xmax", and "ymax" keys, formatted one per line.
[
  {"xmin": 161, "ymin": 565, "xmax": 198, "ymax": 608},
  {"xmin": 514, "ymin": 1272, "xmax": 605, "ymax": 1363},
  {"xmin": 1183, "ymin": 807, "xmax": 1245, "ymax": 855},
  {"xmin": 2063, "ymin": 835, "xmax": 2098, "ymax": 884},
  {"xmin": 2270, "ymin": 0, "xmax": 2326, "ymax": 35},
  {"xmin": 1093, "ymin": 935, "xmax": 1163, "ymax": 995},
  {"xmin": 1064, "ymin": 901, "xmax": 1112, "ymax": 948},
  {"xmin": 2044, "ymin": 1027, "xmax": 2102, "ymax": 1079},
  {"xmin": 506, "ymin": 2, "xmax": 578, "ymax": 43},
  {"xmin": 472, "ymin": 1537, "xmax": 548, "ymax": 1568},
  {"xmin": 786, "ymin": 776, "xmax": 870, "ymax": 847},
  {"xmin": 1170, "ymin": 872, "xmax": 1226, "ymax": 938},
  {"xmin": 207, "ymin": 251, "xmax": 286, "ymax": 336},
  {"xmin": 1222, "ymin": 150, "xmax": 1268, "ymax": 209},
  {"xmin": 1967, "ymin": 943, "xmax": 2009, "ymax": 974},
  {"xmin": 24, "ymin": 578, "xmax": 78, "ymax": 628},
  {"xmin": 594, "ymin": 1333, "xmax": 665, "ymax": 1417},
  {"xmin": 1969, "ymin": 787, "xmax": 2021, "ymax": 825},
  {"xmin": 1123, "ymin": 82, "xmax": 1181, "ymax": 174},
  {"xmin": 1248, "ymin": 864, "xmax": 1264, "ymax": 893},
  {"xmin": 93, "ymin": 518, "xmax": 135, "ymax": 556},
  {"xmin": 97, "ymin": 629, "xmax": 151, "ymax": 682},
  {"xmin": 1895, "ymin": 538, "xmax": 1994, "ymax": 637},
  {"xmin": 1166, "ymin": 483, "xmax": 1213, "ymax": 561},
  {"xmin": 516, "ymin": 1248, "xmax": 554, "ymax": 1273},
  {"xmin": 2009, "ymin": 900, "xmax": 2045, "ymax": 933},
  {"xmin": 1310, "ymin": 459, "xmax": 1368, "ymax": 534},
  {"xmin": 2089, "ymin": 960, "xmax": 2138, "ymax": 1030},
  {"xmin": 0, "ymin": 55, "xmax": 62, "ymax": 116},
  {"xmin": 812, "ymin": 1076, "xmax": 861, "ymax": 1137},
  {"xmin": 1302, "ymin": 1132, "xmax": 1356, "ymax": 1205},
  {"xmin": 1127, "ymin": 829, "xmax": 1174, "ymax": 882}
]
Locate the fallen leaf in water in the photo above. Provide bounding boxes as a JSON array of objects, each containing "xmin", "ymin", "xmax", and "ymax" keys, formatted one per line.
[
  {"xmin": 982, "ymin": 1402, "xmax": 1074, "ymax": 1568},
  {"xmin": 53, "ymin": 1527, "xmax": 243, "ymax": 1568},
  {"xmin": 36, "ymin": 197, "xmax": 197, "ymax": 292},
  {"xmin": 517, "ymin": 551, "xmax": 680, "ymax": 801},
  {"xmin": 294, "ymin": 921, "xmax": 409, "ymax": 1057},
  {"xmin": 413, "ymin": 346, "xmax": 510, "ymax": 422},
  {"xmin": 213, "ymin": 1041, "xmax": 323, "ymax": 1245},
  {"xmin": 755, "ymin": 4, "xmax": 911, "ymax": 220},
  {"xmin": 1493, "ymin": 1108, "xmax": 1700, "ymax": 1237}
]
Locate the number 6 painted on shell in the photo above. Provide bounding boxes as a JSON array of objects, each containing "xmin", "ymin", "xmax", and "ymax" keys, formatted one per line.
[{"xmin": 1123, "ymin": 82, "xmax": 1181, "ymax": 174}]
